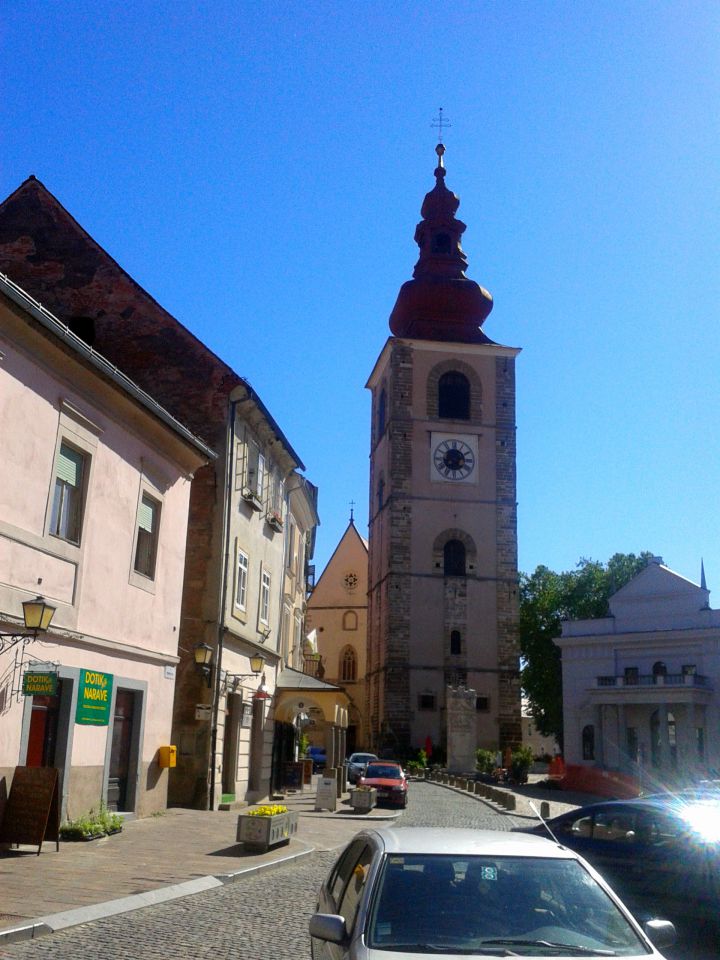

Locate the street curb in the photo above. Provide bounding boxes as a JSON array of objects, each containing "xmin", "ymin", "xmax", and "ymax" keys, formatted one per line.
[{"xmin": 0, "ymin": 842, "xmax": 319, "ymax": 946}]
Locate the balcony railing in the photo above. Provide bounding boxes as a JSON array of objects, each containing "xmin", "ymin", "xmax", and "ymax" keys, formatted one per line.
[
  {"xmin": 303, "ymin": 655, "xmax": 324, "ymax": 679},
  {"xmin": 597, "ymin": 673, "xmax": 709, "ymax": 688}
]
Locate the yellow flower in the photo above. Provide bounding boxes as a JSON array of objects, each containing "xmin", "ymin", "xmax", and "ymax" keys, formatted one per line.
[{"xmin": 247, "ymin": 804, "xmax": 288, "ymax": 817}]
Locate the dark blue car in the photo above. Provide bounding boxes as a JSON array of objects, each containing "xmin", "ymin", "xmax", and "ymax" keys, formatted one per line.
[{"xmin": 514, "ymin": 795, "xmax": 720, "ymax": 922}]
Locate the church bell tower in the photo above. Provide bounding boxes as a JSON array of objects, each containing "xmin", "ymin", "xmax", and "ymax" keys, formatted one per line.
[{"xmin": 366, "ymin": 144, "xmax": 522, "ymax": 759}]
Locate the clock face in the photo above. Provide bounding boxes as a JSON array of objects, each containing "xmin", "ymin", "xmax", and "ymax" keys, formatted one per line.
[{"xmin": 432, "ymin": 438, "xmax": 476, "ymax": 481}]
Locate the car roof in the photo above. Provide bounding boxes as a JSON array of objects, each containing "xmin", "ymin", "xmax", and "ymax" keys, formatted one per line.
[
  {"xmin": 350, "ymin": 753, "xmax": 377, "ymax": 759},
  {"xmin": 366, "ymin": 827, "xmax": 578, "ymax": 860}
]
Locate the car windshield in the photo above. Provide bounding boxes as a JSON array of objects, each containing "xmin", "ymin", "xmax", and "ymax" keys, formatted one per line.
[
  {"xmin": 364, "ymin": 764, "xmax": 402, "ymax": 779},
  {"xmin": 351, "ymin": 754, "xmax": 376, "ymax": 764},
  {"xmin": 367, "ymin": 854, "xmax": 649, "ymax": 956}
]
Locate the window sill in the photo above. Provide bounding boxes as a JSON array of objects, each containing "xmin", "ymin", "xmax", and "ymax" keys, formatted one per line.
[{"xmin": 128, "ymin": 569, "xmax": 157, "ymax": 595}]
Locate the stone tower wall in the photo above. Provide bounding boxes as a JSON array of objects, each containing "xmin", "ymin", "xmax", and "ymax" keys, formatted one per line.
[{"xmin": 495, "ymin": 356, "xmax": 522, "ymax": 748}]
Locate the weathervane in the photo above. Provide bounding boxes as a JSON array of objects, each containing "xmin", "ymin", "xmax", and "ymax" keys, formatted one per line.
[{"xmin": 431, "ymin": 107, "xmax": 451, "ymax": 144}]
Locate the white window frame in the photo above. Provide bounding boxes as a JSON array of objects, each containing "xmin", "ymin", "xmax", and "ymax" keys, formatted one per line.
[
  {"xmin": 235, "ymin": 547, "xmax": 249, "ymax": 613},
  {"xmin": 49, "ymin": 441, "xmax": 88, "ymax": 545},
  {"xmin": 259, "ymin": 569, "xmax": 271, "ymax": 626},
  {"xmin": 133, "ymin": 492, "xmax": 161, "ymax": 580}
]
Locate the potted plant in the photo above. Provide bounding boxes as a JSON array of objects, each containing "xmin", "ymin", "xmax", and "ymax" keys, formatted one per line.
[
  {"xmin": 236, "ymin": 803, "xmax": 299, "ymax": 852},
  {"xmin": 349, "ymin": 785, "xmax": 376, "ymax": 812}
]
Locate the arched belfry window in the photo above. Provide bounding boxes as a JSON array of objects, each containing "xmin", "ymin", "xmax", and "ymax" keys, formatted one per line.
[
  {"xmin": 444, "ymin": 540, "xmax": 466, "ymax": 576},
  {"xmin": 377, "ymin": 388, "xmax": 387, "ymax": 440},
  {"xmin": 438, "ymin": 371, "xmax": 470, "ymax": 420},
  {"xmin": 340, "ymin": 646, "xmax": 357, "ymax": 682},
  {"xmin": 450, "ymin": 630, "xmax": 462, "ymax": 655},
  {"xmin": 433, "ymin": 529, "xmax": 476, "ymax": 577}
]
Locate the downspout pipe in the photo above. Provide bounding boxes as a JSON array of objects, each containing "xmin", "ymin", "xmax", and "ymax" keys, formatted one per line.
[{"xmin": 209, "ymin": 397, "xmax": 237, "ymax": 810}]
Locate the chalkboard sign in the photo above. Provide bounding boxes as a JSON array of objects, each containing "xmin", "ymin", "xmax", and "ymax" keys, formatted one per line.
[{"xmin": 0, "ymin": 766, "xmax": 60, "ymax": 855}]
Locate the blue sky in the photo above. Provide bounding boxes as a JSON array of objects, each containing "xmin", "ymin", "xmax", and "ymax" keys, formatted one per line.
[{"xmin": 3, "ymin": 2, "xmax": 719, "ymax": 587}]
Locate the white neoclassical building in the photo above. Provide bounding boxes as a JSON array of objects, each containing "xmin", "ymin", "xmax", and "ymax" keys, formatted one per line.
[{"xmin": 556, "ymin": 557, "xmax": 719, "ymax": 791}]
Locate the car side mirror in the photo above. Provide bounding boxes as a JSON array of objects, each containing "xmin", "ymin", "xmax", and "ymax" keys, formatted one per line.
[
  {"xmin": 643, "ymin": 919, "xmax": 676, "ymax": 949},
  {"xmin": 309, "ymin": 913, "xmax": 347, "ymax": 944}
]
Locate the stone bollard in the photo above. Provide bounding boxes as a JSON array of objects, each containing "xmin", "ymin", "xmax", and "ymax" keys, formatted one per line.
[
  {"xmin": 474, "ymin": 781, "xmax": 482, "ymax": 795},
  {"xmin": 503, "ymin": 793, "xmax": 516, "ymax": 811},
  {"xmin": 466, "ymin": 779, "xmax": 474, "ymax": 792}
]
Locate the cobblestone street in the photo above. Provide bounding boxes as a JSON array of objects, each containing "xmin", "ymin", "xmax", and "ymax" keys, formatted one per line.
[{"xmin": 0, "ymin": 782, "xmax": 716, "ymax": 959}]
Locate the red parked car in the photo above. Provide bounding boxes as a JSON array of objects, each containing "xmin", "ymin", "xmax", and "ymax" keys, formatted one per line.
[{"xmin": 358, "ymin": 761, "xmax": 408, "ymax": 808}]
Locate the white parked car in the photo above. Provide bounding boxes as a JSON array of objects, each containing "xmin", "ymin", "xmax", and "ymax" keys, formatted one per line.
[
  {"xmin": 310, "ymin": 827, "xmax": 676, "ymax": 958},
  {"xmin": 345, "ymin": 752, "xmax": 378, "ymax": 785}
]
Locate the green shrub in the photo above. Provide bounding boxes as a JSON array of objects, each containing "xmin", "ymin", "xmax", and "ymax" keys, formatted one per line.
[
  {"xmin": 510, "ymin": 746, "xmax": 535, "ymax": 783},
  {"xmin": 476, "ymin": 749, "xmax": 497, "ymax": 775},
  {"xmin": 60, "ymin": 801, "xmax": 123, "ymax": 840}
]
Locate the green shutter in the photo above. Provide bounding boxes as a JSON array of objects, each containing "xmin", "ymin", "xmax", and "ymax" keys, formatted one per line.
[
  {"xmin": 138, "ymin": 497, "xmax": 156, "ymax": 532},
  {"xmin": 56, "ymin": 445, "xmax": 83, "ymax": 486}
]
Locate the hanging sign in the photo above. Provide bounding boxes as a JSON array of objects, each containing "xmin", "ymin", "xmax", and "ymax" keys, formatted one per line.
[
  {"xmin": 22, "ymin": 671, "xmax": 58, "ymax": 697},
  {"xmin": 75, "ymin": 669, "xmax": 113, "ymax": 725}
]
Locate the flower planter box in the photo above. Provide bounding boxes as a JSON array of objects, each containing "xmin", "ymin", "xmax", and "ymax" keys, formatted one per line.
[
  {"xmin": 236, "ymin": 810, "xmax": 299, "ymax": 852},
  {"xmin": 350, "ymin": 787, "xmax": 377, "ymax": 813}
]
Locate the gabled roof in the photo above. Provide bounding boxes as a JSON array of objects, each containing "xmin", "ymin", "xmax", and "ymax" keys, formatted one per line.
[
  {"xmin": 309, "ymin": 520, "xmax": 368, "ymax": 603},
  {"xmin": 1, "ymin": 272, "xmax": 216, "ymax": 462},
  {"xmin": 0, "ymin": 176, "xmax": 303, "ymax": 467}
]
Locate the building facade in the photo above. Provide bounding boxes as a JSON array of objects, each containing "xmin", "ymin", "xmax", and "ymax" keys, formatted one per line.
[
  {"xmin": 366, "ymin": 146, "xmax": 522, "ymax": 760},
  {"xmin": 557, "ymin": 557, "xmax": 720, "ymax": 789},
  {"xmin": 305, "ymin": 519, "xmax": 369, "ymax": 753},
  {"xmin": 0, "ymin": 177, "xmax": 333, "ymax": 808},
  {"xmin": 0, "ymin": 274, "xmax": 211, "ymax": 822}
]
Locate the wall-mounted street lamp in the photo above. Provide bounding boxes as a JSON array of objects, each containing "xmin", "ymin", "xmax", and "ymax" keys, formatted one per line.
[
  {"xmin": 0, "ymin": 596, "xmax": 56, "ymax": 654},
  {"xmin": 226, "ymin": 654, "xmax": 266, "ymax": 692},
  {"xmin": 193, "ymin": 641, "xmax": 214, "ymax": 688}
]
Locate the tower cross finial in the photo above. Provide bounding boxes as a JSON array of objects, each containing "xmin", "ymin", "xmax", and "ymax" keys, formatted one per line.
[
  {"xmin": 431, "ymin": 107, "xmax": 451, "ymax": 144},
  {"xmin": 349, "ymin": 500, "xmax": 355, "ymax": 523}
]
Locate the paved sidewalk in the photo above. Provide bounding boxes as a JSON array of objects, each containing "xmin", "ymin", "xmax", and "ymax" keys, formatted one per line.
[
  {"xmin": 0, "ymin": 782, "xmax": 399, "ymax": 945},
  {"xmin": 0, "ymin": 775, "xmax": 596, "ymax": 946}
]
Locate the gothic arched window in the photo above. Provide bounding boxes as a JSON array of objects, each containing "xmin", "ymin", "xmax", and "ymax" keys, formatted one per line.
[
  {"xmin": 444, "ymin": 539, "xmax": 466, "ymax": 576},
  {"xmin": 340, "ymin": 646, "xmax": 357, "ymax": 682},
  {"xmin": 450, "ymin": 630, "xmax": 461, "ymax": 655},
  {"xmin": 438, "ymin": 371, "xmax": 470, "ymax": 420}
]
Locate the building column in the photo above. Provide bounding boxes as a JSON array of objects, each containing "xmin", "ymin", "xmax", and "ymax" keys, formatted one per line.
[
  {"xmin": 594, "ymin": 704, "xmax": 605, "ymax": 766},
  {"xmin": 617, "ymin": 704, "xmax": 626, "ymax": 771},
  {"xmin": 688, "ymin": 702, "xmax": 703, "ymax": 776},
  {"xmin": 325, "ymin": 724, "xmax": 337, "ymax": 770},
  {"xmin": 657, "ymin": 702, "xmax": 669, "ymax": 772}
]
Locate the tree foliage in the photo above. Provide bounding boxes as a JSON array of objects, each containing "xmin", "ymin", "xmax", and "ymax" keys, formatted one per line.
[{"xmin": 519, "ymin": 552, "xmax": 653, "ymax": 748}]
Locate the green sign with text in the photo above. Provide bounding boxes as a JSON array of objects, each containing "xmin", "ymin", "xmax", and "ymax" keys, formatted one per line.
[
  {"xmin": 22, "ymin": 672, "xmax": 58, "ymax": 697},
  {"xmin": 75, "ymin": 669, "xmax": 113, "ymax": 725}
]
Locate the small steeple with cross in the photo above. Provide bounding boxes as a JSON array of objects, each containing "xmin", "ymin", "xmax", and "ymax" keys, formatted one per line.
[{"xmin": 349, "ymin": 500, "xmax": 355, "ymax": 524}]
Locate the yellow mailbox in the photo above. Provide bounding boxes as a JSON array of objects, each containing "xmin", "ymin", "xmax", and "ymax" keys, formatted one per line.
[{"xmin": 158, "ymin": 745, "xmax": 177, "ymax": 768}]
